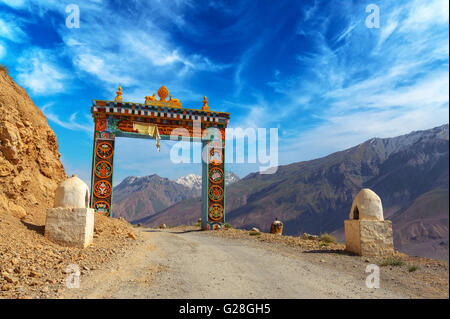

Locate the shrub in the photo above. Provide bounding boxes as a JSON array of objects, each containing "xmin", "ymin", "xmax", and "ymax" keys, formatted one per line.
[
  {"xmin": 223, "ymin": 223, "xmax": 232, "ymax": 229},
  {"xmin": 193, "ymin": 221, "xmax": 201, "ymax": 226},
  {"xmin": 319, "ymin": 233, "xmax": 336, "ymax": 244},
  {"xmin": 379, "ymin": 257, "xmax": 404, "ymax": 267},
  {"xmin": 408, "ymin": 265, "xmax": 419, "ymax": 272},
  {"xmin": 249, "ymin": 231, "xmax": 261, "ymax": 236},
  {"xmin": 0, "ymin": 64, "xmax": 8, "ymax": 74}
]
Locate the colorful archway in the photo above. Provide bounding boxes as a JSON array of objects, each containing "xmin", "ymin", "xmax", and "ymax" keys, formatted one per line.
[{"xmin": 90, "ymin": 86, "xmax": 230, "ymax": 230}]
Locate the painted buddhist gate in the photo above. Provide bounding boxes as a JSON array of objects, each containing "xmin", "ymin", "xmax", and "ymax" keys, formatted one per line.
[{"xmin": 90, "ymin": 86, "xmax": 230, "ymax": 230}]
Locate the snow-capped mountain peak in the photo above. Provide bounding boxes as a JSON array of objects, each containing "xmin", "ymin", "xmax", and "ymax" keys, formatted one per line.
[
  {"xmin": 175, "ymin": 172, "xmax": 240, "ymax": 190},
  {"xmin": 225, "ymin": 171, "xmax": 240, "ymax": 185},
  {"xmin": 175, "ymin": 174, "xmax": 202, "ymax": 190}
]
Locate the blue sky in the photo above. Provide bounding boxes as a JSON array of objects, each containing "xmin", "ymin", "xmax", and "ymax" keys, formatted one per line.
[{"xmin": 0, "ymin": 0, "xmax": 448, "ymax": 186}]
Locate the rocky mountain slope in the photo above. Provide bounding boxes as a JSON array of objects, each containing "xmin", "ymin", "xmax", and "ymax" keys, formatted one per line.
[
  {"xmin": 112, "ymin": 174, "xmax": 199, "ymax": 222},
  {"xmin": 138, "ymin": 125, "xmax": 449, "ymax": 260},
  {"xmin": 0, "ymin": 67, "xmax": 67, "ymax": 223},
  {"xmin": 0, "ymin": 67, "xmax": 140, "ymax": 298},
  {"xmin": 112, "ymin": 172, "xmax": 240, "ymax": 223}
]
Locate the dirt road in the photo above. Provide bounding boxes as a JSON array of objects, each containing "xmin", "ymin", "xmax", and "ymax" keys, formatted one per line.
[{"xmin": 63, "ymin": 228, "xmax": 408, "ymax": 299}]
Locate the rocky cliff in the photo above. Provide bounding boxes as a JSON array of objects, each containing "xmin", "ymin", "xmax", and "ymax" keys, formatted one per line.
[
  {"xmin": 0, "ymin": 68, "xmax": 67, "ymax": 223},
  {"xmin": 0, "ymin": 67, "xmax": 141, "ymax": 299}
]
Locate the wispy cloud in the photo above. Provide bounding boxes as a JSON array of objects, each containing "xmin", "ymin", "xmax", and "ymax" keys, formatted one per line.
[
  {"xmin": 15, "ymin": 48, "xmax": 69, "ymax": 94},
  {"xmin": 334, "ymin": 22, "xmax": 359, "ymax": 43},
  {"xmin": 4, "ymin": 0, "xmax": 231, "ymax": 97},
  {"xmin": 261, "ymin": 0, "xmax": 449, "ymax": 166},
  {"xmin": 41, "ymin": 103, "xmax": 93, "ymax": 134},
  {"xmin": 0, "ymin": 0, "xmax": 447, "ymax": 180},
  {"xmin": 0, "ymin": 0, "xmax": 27, "ymax": 9},
  {"xmin": 54, "ymin": 1, "xmax": 231, "ymax": 103},
  {"xmin": 0, "ymin": 15, "xmax": 28, "ymax": 43},
  {"xmin": 0, "ymin": 41, "xmax": 5, "ymax": 58},
  {"xmin": 233, "ymin": 41, "xmax": 263, "ymax": 97}
]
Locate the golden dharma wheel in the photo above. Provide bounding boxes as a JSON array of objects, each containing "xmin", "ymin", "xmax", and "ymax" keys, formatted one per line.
[{"xmin": 157, "ymin": 85, "xmax": 169, "ymax": 102}]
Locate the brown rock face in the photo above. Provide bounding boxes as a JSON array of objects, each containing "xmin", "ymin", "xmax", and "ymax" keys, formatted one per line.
[
  {"xmin": 0, "ymin": 69, "xmax": 144, "ymax": 299},
  {"xmin": 0, "ymin": 69, "xmax": 67, "ymax": 223}
]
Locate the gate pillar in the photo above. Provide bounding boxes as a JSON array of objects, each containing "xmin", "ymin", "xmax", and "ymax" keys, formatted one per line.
[
  {"xmin": 201, "ymin": 129, "xmax": 226, "ymax": 230},
  {"xmin": 90, "ymin": 117, "xmax": 115, "ymax": 217}
]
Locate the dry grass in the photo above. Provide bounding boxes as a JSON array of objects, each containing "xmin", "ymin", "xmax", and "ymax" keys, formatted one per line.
[
  {"xmin": 408, "ymin": 265, "xmax": 419, "ymax": 272},
  {"xmin": 379, "ymin": 256, "xmax": 404, "ymax": 267},
  {"xmin": 319, "ymin": 233, "xmax": 336, "ymax": 245}
]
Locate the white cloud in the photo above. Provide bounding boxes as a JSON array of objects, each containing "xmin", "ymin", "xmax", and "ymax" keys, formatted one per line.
[
  {"xmin": 335, "ymin": 22, "xmax": 359, "ymax": 43},
  {"xmin": 301, "ymin": 0, "xmax": 318, "ymax": 23},
  {"xmin": 281, "ymin": 101, "xmax": 448, "ymax": 164},
  {"xmin": 41, "ymin": 103, "xmax": 93, "ymax": 134},
  {"xmin": 0, "ymin": 42, "xmax": 5, "ymax": 58},
  {"xmin": 51, "ymin": 2, "xmax": 231, "ymax": 101},
  {"xmin": 399, "ymin": 0, "xmax": 449, "ymax": 32},
  {"xmin": 254, "ymin": 0, "xmax": 449, "ymax": 167},
  {"xmin": 72, "ymin": 53, "xmax": 134, "ymax": 86},
  {"xmin": 3, "ymin": 0, "xmax": 229, "ymax": 94},
  {"xmin": 1, "ymin": 0, "xmax": 100, "ymax": 16},
  {"xmin": 124, "ymin": 85, "xmax": 203, "ymax": 106},
  {"xmin": 0, "ymin": 0, "xmax": 27, "ymax": 8},
  {"xmin": 0, "ymin": 16, "xmax": 28, "ymax": 43},
  {"xmin": 16, "ymin": 49, "xmax": 68, "ymax": 94},
  {"xmin": 233, "ymin": 39, "xmax": 264, "ymax": 97},
  {"xmin": 3, "ymin": 0, "xmax": 447, "ymax": 179},
  {"xmin": 377, "ymin": 9, "xmax": 400, "ymax": 47}
]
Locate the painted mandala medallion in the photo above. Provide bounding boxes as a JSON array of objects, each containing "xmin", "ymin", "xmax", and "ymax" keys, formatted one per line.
[
  {"xmin": 95, "ymin": 161, "xmax": 112, "ymax": 178},
  {"xmin": 209, "ymin": 167, "xmax": 224, "ymax": 184},
  {"xmin": 93, "ymin": 201, "xmax": 110, "ymax": 216},
  {"xmin": 208, "ymin": 204, "xmax": 224, "ymax": 221},
  {"xmin": 209, "ymin": 149, "xmax": 223, "ymax": 164},
  {"xmin": 96, "ymin": 142, "xmax": 113, "ymax": 159},
  {"xmin": 93, "ymin": 180, "xmax": 112, "ymax": 198},
  {"xmin": 208, "ymin": 185, "xmax": 224, "ymax": 201}
]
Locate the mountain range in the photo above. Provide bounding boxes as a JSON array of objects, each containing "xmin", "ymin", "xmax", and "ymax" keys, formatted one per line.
[
  {"xmin": 111, "ymin": 172, "xmax": 240, "ymax": 222},
  {"xmin": 134, "ymin": 124, "xmax": 449, "ymax": 260}
]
